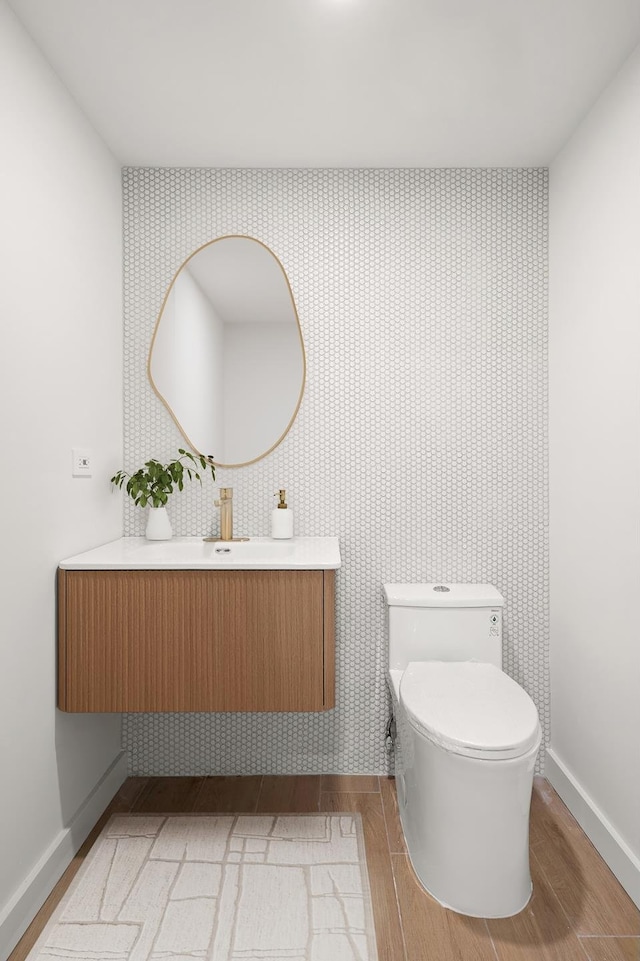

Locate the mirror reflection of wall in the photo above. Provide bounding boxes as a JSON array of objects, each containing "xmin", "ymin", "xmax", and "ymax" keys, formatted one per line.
[
  {"xmin": 149, "ymin": 236, "xmax": 305, "ymax": 467},
  {"xmin": 151, "ymin": 265, "xmax": 225, "ymax": 457}
]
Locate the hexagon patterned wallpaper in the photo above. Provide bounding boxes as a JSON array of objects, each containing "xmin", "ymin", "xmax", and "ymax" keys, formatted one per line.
[{"xmin": 122, "ymin": 167, "xmax": 548, "ymax": 776}]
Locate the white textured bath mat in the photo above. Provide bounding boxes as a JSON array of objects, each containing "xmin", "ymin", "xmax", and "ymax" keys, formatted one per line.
[{"xmin": 26, "ymin": 814, "xmax": 378, "ymax": 961}]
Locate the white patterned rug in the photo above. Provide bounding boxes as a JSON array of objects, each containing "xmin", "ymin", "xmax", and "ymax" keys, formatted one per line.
[{"xmin": 27, "ymin": 814, "xmax": 378, "ymax": 961}]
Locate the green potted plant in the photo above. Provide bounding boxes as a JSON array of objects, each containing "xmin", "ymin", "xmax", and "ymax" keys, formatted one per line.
[{"xmin": 111, "ymin": 448, "xmax": 216, "ymax": 540}]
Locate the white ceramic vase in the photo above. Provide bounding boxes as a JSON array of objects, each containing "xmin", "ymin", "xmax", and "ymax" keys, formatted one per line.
[{"xmin": 146, "ymin": 505, "xmax": 172, "ymax": 540}]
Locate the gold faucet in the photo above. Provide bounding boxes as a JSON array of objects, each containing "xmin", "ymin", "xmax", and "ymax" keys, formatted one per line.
[
  {"xmin": 204, "ymin": 487, "xmax": 250, "ymax": 543},
  {"xmin": 214, "ymin": 487, "xmax": 234, "ymax": 540}
]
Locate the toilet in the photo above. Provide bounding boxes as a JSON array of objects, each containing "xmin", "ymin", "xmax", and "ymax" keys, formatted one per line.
[{"xmin": 384, "ymin": 583, "xmax": 541, "ymax": 919}]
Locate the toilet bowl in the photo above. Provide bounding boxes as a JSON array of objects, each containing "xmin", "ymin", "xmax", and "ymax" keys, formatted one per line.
[{"xmin": 384, "ymin": 583, "xmax": 541, "ymax": 918}]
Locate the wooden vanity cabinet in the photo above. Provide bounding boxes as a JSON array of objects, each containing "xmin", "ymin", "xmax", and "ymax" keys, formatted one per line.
[{"xmin": 57, "ymin": 568, "xmax": 335, "ymax": 713}]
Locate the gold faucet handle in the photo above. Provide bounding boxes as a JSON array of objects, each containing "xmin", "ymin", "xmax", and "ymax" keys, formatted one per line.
[{"xmin": 215, "ymin": 487, "xmax": 233, "ymax": 506}]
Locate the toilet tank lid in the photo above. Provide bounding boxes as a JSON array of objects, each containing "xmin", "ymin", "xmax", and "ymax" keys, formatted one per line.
[{"xmin": 383, "ymin": 583, "xmax": 504, "ymax": 608}]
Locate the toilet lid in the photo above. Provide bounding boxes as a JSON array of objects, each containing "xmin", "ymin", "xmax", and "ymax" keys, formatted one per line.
[{"xmin": 400, "ymin": 661, "xmax": 541, "ymax": 760}]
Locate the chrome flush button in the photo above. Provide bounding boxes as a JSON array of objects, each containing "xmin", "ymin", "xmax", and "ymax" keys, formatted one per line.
[{"xmin": 433, "ymin": 585, "xmax": 450, "ymax": 592}]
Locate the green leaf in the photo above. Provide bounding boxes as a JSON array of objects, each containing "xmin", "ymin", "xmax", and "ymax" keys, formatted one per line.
[{"xmin": 110, "ymin": 447, "xmax": 219, "ymax": 510}]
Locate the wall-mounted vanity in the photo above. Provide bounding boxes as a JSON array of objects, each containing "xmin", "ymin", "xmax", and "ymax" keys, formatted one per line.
[
  {"xmin": 58, "ymin": 235, "xmax": 325, "ymax": 713},
  {"xmin": 57, "ymin": 537, "xmax": 340, "ymax": 714}
]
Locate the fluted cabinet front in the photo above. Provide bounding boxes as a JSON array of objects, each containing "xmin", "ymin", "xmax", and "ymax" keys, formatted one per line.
[{"xmin": 58, "ymin": 569, "xmax": 335, "ymax": 713}]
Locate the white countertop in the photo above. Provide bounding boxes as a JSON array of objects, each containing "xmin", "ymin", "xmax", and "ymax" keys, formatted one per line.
[{"xmin": 59, "ymin": 536, "xmax": 341, "ymax": 571}]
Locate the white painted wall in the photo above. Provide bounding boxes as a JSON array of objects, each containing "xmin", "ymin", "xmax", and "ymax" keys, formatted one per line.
[
  {"xmin": 549, "ymin": 43, "xmax": 640, "ymax": 905},
  {"xmin": 0, "ymin": 3, "xmax": 125, "ymax": 954}
]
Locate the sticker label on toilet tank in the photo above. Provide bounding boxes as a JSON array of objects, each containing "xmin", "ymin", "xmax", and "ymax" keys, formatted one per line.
[{"xmin": 489, "ymin": 611, "xmax": 500, "ymax": 635}]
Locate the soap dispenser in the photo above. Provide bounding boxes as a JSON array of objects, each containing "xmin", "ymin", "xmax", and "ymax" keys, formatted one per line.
[{"xmin": 271, "ymin": 489, "xmax": 294, "ymax": 539}]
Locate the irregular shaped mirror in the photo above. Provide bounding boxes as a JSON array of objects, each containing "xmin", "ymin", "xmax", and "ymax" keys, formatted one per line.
[{"xmin": 149, "ymin": 236, "xmax": 305, "ymax": 467}]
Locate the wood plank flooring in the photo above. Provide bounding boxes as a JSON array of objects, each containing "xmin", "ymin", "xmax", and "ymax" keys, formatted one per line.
[{"xmin": 8, "ymin": 776, "xmax": 639, "ymax": 961}]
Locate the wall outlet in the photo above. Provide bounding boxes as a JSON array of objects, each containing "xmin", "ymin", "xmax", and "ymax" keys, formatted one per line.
[{"xmin": 72, "ymin": 448, "xmax": 92, "ymax": 477}]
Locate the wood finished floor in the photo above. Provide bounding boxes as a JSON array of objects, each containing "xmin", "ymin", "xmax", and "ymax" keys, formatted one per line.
[{"xmin": 9, "ymin": 776, "xmax": 640, "ymax": 961}]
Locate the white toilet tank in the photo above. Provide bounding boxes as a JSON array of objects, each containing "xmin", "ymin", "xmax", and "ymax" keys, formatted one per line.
[{"xmin": 384, "ymin": 583, "xmax": 504, "ymax": 671}]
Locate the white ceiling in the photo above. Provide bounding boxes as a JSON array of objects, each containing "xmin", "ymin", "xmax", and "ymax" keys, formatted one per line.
[{"xmin": 8, "ymin": 0, "xmax": 640, "ymax": 167}]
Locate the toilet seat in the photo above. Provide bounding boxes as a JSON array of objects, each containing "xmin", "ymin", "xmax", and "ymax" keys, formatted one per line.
[{"xmin": 399, "ymin": 661, "xmax": 541, "ymax": 760}]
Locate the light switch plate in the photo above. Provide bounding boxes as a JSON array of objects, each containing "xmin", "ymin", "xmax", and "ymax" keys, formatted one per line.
[{"xmin": 72, "ymin": 448, "xmax": 92, "ymax": 477}]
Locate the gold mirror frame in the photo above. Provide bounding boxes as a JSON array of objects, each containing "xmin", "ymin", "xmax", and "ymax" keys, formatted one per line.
[{"xmin": 148, "ymin": 236, "xmax": 306, "ymax": 468}]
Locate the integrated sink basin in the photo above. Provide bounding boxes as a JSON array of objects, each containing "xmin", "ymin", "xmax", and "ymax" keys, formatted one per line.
[{"xmin": 59, "ymin": 536, "xmax": 341, "ymax": 571}]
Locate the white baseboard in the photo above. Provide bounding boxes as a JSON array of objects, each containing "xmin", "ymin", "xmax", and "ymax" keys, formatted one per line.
[
  {"xmin": 545, "ymin": 748, "xmax": 640, "ymax": 909},
  {"xmin": 0, "ymin": 751, "xmax": 128, "ymax": 960}
]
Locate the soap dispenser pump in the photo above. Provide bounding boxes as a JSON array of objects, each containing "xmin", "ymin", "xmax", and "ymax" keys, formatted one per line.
[{"xmin": 271, "ymin": 489, "xmax": 294, "ymax": 539}]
